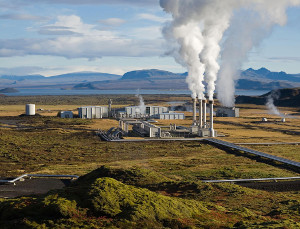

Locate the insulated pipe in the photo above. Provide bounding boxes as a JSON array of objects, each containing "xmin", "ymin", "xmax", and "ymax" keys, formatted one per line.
[
  {"xmin": 192, "ymin": 98, "xmax": 197, "ymax": 125},
  {"xmin": 202, "ymin": 99, "xmax": 207, "ymax": 128},
  {"xmin": 209, "ymin": 100, "xmax": 215, "ymax": 137},
  {"xmin": 198, "ymin": 99, "xmax": 203, "ymax": 128}
]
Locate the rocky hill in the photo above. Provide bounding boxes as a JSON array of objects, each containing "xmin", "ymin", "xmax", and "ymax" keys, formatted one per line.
[{"xmin": 236, "ymin": 87, "xmax": 300, "ymax": 107}]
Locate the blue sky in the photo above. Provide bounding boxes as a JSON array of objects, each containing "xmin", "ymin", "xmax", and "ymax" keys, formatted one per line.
[{"xmin": 0, "ymin": 0, "xmax": 299, "ymax": 76}]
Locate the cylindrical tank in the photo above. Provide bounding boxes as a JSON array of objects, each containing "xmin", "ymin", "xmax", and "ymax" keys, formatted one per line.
[{"xmin": 26, "ymin": 104, "xmax": 35, "ymax": 116}]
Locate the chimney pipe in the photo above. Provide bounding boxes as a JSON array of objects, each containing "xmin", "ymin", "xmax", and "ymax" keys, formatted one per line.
[
  {"xmin": 193, "ymin": 98, "xmax": 197, "ymax": 125},
  {"xmin": 202, "ymin": 99, "xmax": 207, "ymax": 128},
  {"xmin": 108, "ymin": 99, "xmax": 112, "ymax": 118},
  {"xmin": 198, "ymin": 99, "xmax": 203, "ymax": 128},
  {"xmin": 209, "ymin": 100, "xmax": 215, "ymax": 137}
]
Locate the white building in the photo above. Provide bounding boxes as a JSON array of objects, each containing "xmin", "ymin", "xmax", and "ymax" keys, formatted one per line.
[
  {"xmin": 154, "ymin": 112, "xmax": 185, "ymax": 120},
  {"xmin": 216, "ymin": 107, "xmax": 239, "ymax": 117},
  {"xmin": 132, "ymin": 121, "xmax": 161, "ymax": 137},
  {"xmin": 78, "ymin": 106, "xmax": 108, "ymax": 119},
  {"xmin": 60, "ymin": 111, "xmax": 73, "ymax": 118},
  {"xmin": 124, "ymin": 106, "xmax": 168, "ymax": 118}
]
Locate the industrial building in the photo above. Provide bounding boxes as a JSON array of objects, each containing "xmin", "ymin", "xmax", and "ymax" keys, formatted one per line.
[
  {"xmin": 78, "ymin": 106, "xmax": 108, "ymax": 119},
  {"xmin": 132, "ymin": 121, "xmax": 161, "ymax": 137},
  {"xmin": 60, "ymin": 111, "xmax": 73, "ymax": 118},
  {"xmin": 216, "ymin": 107, "xmax": 239, "ymax": 117},
  {"xmin": 154, "ymin": 111, "xmax": 185, "ymax": 120},
  {"xmin": 122, "ymin": 106, "xmax": 168, "ymax": 118},
  {"xmin": 190, "ymin": 99, "xmax": 216, "ymax": 137},
  {"xmin": 116, "ymin": 98, "xmax": 216, "ymax": 138},
  {"xmin": 117, "ymin": 105, "xmax": 184, "ymax": 120}
]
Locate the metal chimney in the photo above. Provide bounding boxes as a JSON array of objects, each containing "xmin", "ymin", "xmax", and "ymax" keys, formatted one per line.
[
  {"xmin": 202, "ymin": 99, "xmax": 207, "ymax": 128},
  {"xmin": 198, "ymin": 99, "xmax": 203, "ymax": 128},
  {"xmin": 209, "ymin": 100, "xmax": 215, "ymax": 137},
  {"xmin": 193, "ymin": 98, "xmax": 197, "ymax": 125},
  {"xmin": 108, "ymin": 99, "xmax": 112, "ymax": 117}
]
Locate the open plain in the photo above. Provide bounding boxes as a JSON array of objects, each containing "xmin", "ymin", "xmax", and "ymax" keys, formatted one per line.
[{"xmin": 0, "ymin": 94, "xmax": 299, "ymax": 228}]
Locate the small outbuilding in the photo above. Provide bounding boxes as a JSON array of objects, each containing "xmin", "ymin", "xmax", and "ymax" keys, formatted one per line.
[
  {"xmin": 216, "ymin": 107, "xmax": 239, "ymax": 117},
  {"xmin": 78, "ymin": 106, "xmax": 108, "ymax": 119},
  {"xmin": 154, "ymin": 112, "xmax": 185, "ymax": 120},
  {"xmin": 124, "ymin": 106, "xmax": 168, "ymax": 118},
  {"xmin": 60, "ymin": 111, "xmax": 73, "ymax": 118}
]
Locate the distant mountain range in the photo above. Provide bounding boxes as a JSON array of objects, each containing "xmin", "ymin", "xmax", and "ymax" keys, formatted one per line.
[
  {"xmin": 0, "ymin": 72, "xmax": 121, "ymax": 88},
  {"xmin": 1, "ymin": 68, "xmax": 300, "ymax": 91}
]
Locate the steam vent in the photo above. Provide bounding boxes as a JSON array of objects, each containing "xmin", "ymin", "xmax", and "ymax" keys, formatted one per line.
[{"xmin": 191, "ymin": 98, "xmax": 216, "ymax": 137}]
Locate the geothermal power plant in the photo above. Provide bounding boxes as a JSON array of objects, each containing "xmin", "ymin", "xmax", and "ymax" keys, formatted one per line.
[
  {"xmin": 191, "ymin": 98, "xmax": 216, "ymax": 137},
  {"xmin": 96, "ymin": 97, "xmax": 217, "ymax": 140}
]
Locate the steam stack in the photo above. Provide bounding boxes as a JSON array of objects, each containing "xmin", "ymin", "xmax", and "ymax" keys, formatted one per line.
[
  {"xmin": 209, "ymin": 100, "xmax": 215, "ymax": 137},
  {"xmin": 192, "ymin": 98, "xmax": 197, "ymax": 125},
  {"xmin": 202, "ymin": 99, "xmax": 207, "ymax": 128},
  {"xmin": 190, "ymin": 98, "xmax": 216, "ymax": 137},
  {"xmin": 108, "ymin": 99, "xmax": 112, "ymax": 117},
  {"xmin": 198, "ymin": 99, "xmax": 203, "ymax": 128}
]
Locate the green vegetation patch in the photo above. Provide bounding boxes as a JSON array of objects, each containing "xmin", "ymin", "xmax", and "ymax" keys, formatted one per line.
[
  {"xmin": 88, "ymin": 177, "xmax": 208, "ymax": 220},
  {"xmin": 76, "ymin": 165, "xmax": 171, "ymax": 187},
  {"xmin": 0, "ymin": 166, "xmax": 300, "ymax": 228}
]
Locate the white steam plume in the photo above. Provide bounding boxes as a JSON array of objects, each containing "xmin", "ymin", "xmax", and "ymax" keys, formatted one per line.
[
  {"xmin": 160, "ymin": 0, "xmax": 215, "ymax": 99},
  {"xmin": 217, "ymin": 0, "xmax": 300, "ymax": 107},
  {"xmin": 266, "ymin": 90, "xmax": 297, "ymax": 119},
  {"xmin": 160, "ymin": 0, "xmax": 236, "ymax": 100},
  {"xmin": 266, "ymin": 90, "xmax": 284, "ymax": 117},
  {"xmin": 200, "ymin": 3, "xmax": 232, "ymax": 100},
  {"xmin": 162, "ymin": 20, "xmax": 205, "ymax": 99},
  {"xmin": 160, "ymin": 0, "xmax": 300, "ymax": 105},
  {"xmin": 135, "ymin": 92, "xmax": 146, "ymax": 115}
]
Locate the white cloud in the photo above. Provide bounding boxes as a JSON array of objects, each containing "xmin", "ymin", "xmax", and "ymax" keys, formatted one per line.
[
  {"xmin": 0, "ymin": 0, "xmax": 158, "ymax": 7},
  {"xmin": 131, "ymin": 26, "xmax": 163, "ymax": 39},
  {"xmin": 39, "ymin": 0, "xmax": 158, "ymax": 6},
  {"xmin": 98, "ymin": 18, "xmax": 126, "ymax": 27},
  {"xmin": 137, "ymin": 13, "xmax": 167, "ymax": 23},
  {"xmin": 0, "ymin": 66, "xmax": 45, "ymax": 76},
  {"xmin": 0, "ymin": 15, "xmax": 163, "ymax": 59},
  {"xmin": 0, "ymin": 13, "xmax": 48, "ymax": 21},
  {"xmin": 268, "ymin": 56, "xmax": 300, "ymax": 62}
]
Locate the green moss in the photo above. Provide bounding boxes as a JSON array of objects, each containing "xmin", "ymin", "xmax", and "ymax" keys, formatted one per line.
[
  {"xmin": 76, "ymin": 166, "xmax": 171, "ymax": 187},
  {"xmin": 234, "ymin": 219, "xmax": 300, "ymax": 229},
  {"xmin": 43, "ymin": 194, "xmax": 77, "ymax": 218},
  {"xmin": 0, "ymin": 165, "xmax": 300, "ymax": 228},
  {"xmin": 87, "ymin": 177, "xmax": 208, "ymax": 222}
]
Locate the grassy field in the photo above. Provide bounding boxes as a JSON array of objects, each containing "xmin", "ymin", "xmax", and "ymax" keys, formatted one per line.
[{"xmin": 0, "ymin": 95, "xmax": 299, "ymax": 228}]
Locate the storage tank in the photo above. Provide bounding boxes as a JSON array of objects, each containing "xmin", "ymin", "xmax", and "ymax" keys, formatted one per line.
[{"xmin": 26, "ymin": 104, "xmax": 35, "ymax": 116}]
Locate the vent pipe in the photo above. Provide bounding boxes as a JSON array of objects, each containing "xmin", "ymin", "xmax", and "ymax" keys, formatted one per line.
[
  {"xmin": 108, "ymin": 99, "xmax": 112, "ymax": 117},
  {"xmin": 198, "ymin": 99, "xmax": 203, "ymax": 128},
  {"xmin": 192, "ymin": 98, "xmax": 197, "ymax": 125},
  {"xmin": 202, "ymin": 99, "xmax": 207, "ymax": 128},
  {"xmin": 209, "ymin": 100, "xmax": 215, "ymax": 137}
]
